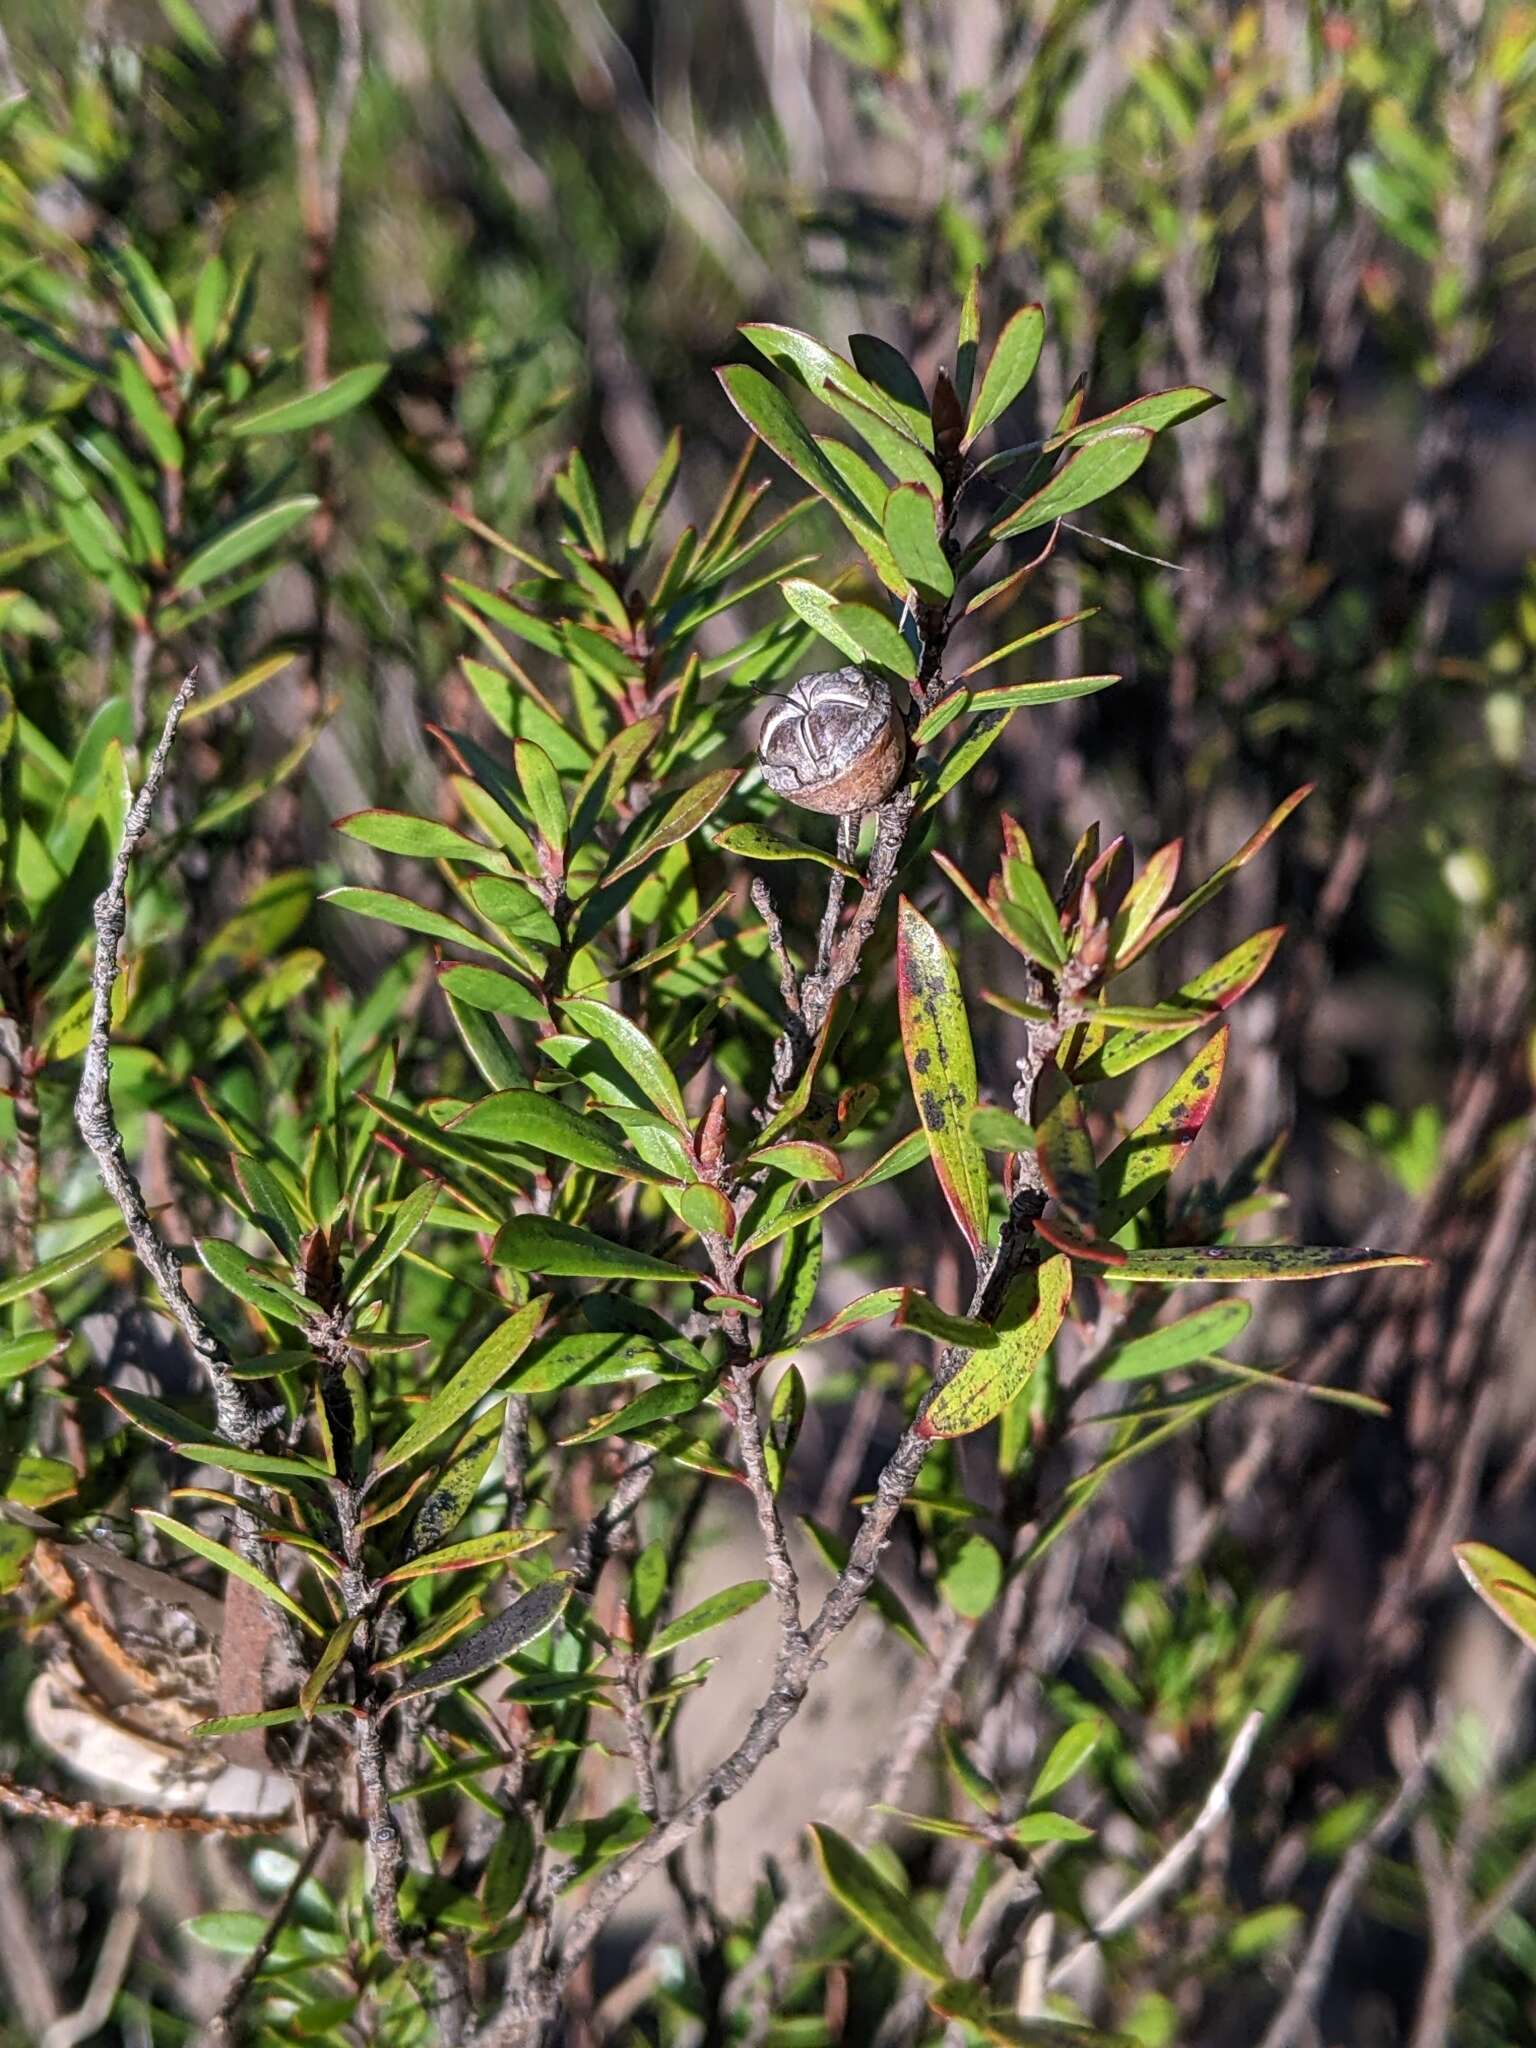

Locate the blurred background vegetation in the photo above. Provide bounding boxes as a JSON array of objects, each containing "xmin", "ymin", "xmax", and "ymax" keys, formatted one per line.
[{"xmin": 3, "ymin": 0, "xmax": 1536, "ymax": 2042}]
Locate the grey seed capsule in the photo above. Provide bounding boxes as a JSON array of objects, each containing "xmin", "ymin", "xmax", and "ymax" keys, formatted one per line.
[{"xmin": 756, "ymin": 667, "xmax": 907, "ymax": 817}]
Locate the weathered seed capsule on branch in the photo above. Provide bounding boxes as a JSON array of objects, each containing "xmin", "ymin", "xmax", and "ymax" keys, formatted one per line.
[{"xmin": 756, "ymin": 666, "xmax": 907, "ymax": 817}]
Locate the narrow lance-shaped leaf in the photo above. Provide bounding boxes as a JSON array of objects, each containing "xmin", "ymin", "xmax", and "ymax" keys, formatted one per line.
[
  {"xmin": 1095, "ymin": 1027, "xmax": 1229, "ymax": 1239},
  {"xmin": 559, "ymin": 997, "xmax": 689, "ymax": 1128},
  {"xmin": 989, "ymin": 427, "xmax": 1154, "ymax": 543},
  {"xmin": 604, "ymin": 768, "xmax": 739, "ymax": 883},
  {"xmin": 171, "ymin": 495, "xmax": 320, "ymax": 593},
  {"xmin": 378, "ymin": 1296, "xmax": 548, "ymax": 1474},
  {"xmin": 387, "ymin": 1577, "xmax": 572, "ymax": 1710},
  {"xmin": 335, "ymin": 809, "xmax": 506, "ymax": 870},
  {"xmin": 1046, "ymin": 1239, "xmax": 1428, "ymax": 1282},
  {"xmin": 138, "ymin": 1510, "xmax": 324, "ymax": 1638},
  {"xmin": 953, "ymin": 268, "xmax": 981, "ymax": 412},
  {"xmin": 737, "ymin": 1130, "xmax": 929, "ymax": 1259},
  {"xmin": 300, "ymin": 1615, "xmax": 363, "ymax": 1719},
  {"xmin": 780, "ymin": 578, "xmax": 917, "ymax": 679},
  {"xmin": 1075, "ymin": 926, "xmax": 1283, "ymax": 1083},
  {"xmin": 920, "ymin": 1255, "xmax": 1073, "ymax": 1439},
  {"xmin": 1034, "ymin": 1067, "xmax": 1099, "ymax": 1234},
  {"xmin": 1045, "ymin": 384, "xmax": 1221, "ymax": 451},
  {"xmin": 322, "ymin": 886, "xmax": 504, "ymax": 960},
  {"xmin": 1103, "ymin": 1301, "xmax": 1253, "ymax": 1380},
  {"xmin": 964, "ymin": 304, "xmax": 1045, "ymax": 447},
  {"xmin": 1116, "ymin": 787, "xmax": 1313, "ymax": 969},
  {"xmin": 645, "ymin": 1579, "xmax": 769, "ymax": 1659},
  {"xmin": 714, "ymin": 821, "xmax": 860, "ymax": 879},
  {"xmin": 809, "ymin": 1823, "xmax": 948, "ymax": 1982},
  {"xmin": 224, "ymin": 362, "xmax": 388, "ymax": 438},
  {"xmin": 494, "ymin": 1215, "xmax": 697, "ymax": 1285},
  {"xmin": 448, "ymin": 1089, "xmax": 678, "ymax": 1187},
  {"xmin": 883, "ymin": 484, "xmax": 954, "ymax": 601},
  {"xmin": 897, "ymin": 900, "xmax": 991, "ymax": 1255},
  {"xmin": 0, "ymin": 1216, "xmax": 129, "ymax": 1310},
  {"xmin": 1454, "ymin": 1543, "xmax": 1536, "ymax": 1657}
]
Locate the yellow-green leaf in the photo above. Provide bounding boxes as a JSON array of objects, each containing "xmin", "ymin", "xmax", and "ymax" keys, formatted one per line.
[{"xmin": 897, "ymin": 899, "xmax": 990, "ymax": 1254}]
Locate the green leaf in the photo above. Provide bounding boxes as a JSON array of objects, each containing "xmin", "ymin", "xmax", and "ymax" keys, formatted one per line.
[
  {"xmin": 929, "ymin": 1978, "xmax": 1131, "ymax": 2044},
  {"xmin": 116, "ymin": 353, "xmax": 184, "ymax": 470},
  {"xmin": 300, "ymin": 1614, "xmax": 363, "ymax": 1719},
  {"xmin": 378, "ymin": 1296, "xmax": 548, "ymax": 1474},
  {"xmin": 1076, "ymin": 927, "xmax": 1283, "ymax": 1082},
  {"xmin": 1103, "ymin": 1302, "xmax": 1253, "ymax": 1380},
  {"xmin": 494, "ymin": 1216, "xmax": 696, "ymax": 1285},
  {"xmin": 334, "ymin": 809, "xmax": 505, "ymax": 870},
  {"xmin": 1034, "ymin": 1069, "xmax": 1098, "ymax": 1233},
  {"xmin": 921, "ymin": 1256, "xmax": 1073, "ymax": 1439},
  {"xmin": 0, "ymin": 1216, "xmax": 128, "ymax": 1309},
  {"xmin": 1454, "ymin": 1543, "xmax": 1536, "ymax": 1656},
  {"xmin": 714, "ymin": 821, "xmax": 859, "ymax": 879},
  {"xmin": 1095, "ymin": 1029, "xmax": 1227, "ymax": 1238},
  {"xmin": 436, "ymin": 961, "xmax": 550, "ymax": 1027},
  {"xmin": 1053, "ymin": 1241, "xmax": 1428, "ymax": 1283},
  {"xmin": 764, "ymin": 1364, "xmax": 805, "ymax": 1495},
  {"xmin": 380, "ymin": 1528, "xmax": 555, "ymax": 1584},
  {"xmin": 964, "ymin": 673, "xmax": 1121, "ymax": 714},
  {"xmin": 849, "ymin": 334, "xmax": 934, "ymax": 446},
  {"xmin": 604, "ymin": 768, "xmax": 739, "ymax": 883},
  {"xmin": 466, "ymin": 874, "xmax": 560, "ymax": 953},
  {"xmin": 969, "ymin": 1109, "xmax": 1037, "ymax": 1153},
  {"xmin": 449, "ymin": 1089, "xmax": 676, "ymax": 1187},
  {"xmin": 628, "ymin": 427, "xmax": 681, "ymax": 554},
  {"xmin": 896, "ymin": 899, "xmax": 990, "ymax": 1254},
  {"xmin": 138, "ymin": 1509, "xmax": 324, "ymax": 1637},
  {"xmin": 954, "ymin": 269, "xmax": 982, "ymax": 412},
  {"xmin": 739, "ymin": 323, "xmax": 931, "ymax": 448},
  {"xmin": 716, "ymin": 363, "xmax": 904, "ymax": 593},
  {"xmin": 989, "ymin": 428, "xmax": 1154, "ymax": 542},
  {"xmin": 1045, "ymin": 385, "xmax": 1221, "ymax": 451},
  {"xmin": 1010, "ymin": 1811, "xmax": 1095, "ymax": 1847},
  {"xmin": 779, "ymin": 578, "xmax": 917, "ymax": 679},
  {"xmin": 716, "ymin": 364, "xmax": 873, "ymax": 535},
  {"xmin": 964, "ymin": 304, "xmax": 1045, "ymax": 446},
  {"xmin": 1125, "ymin": 787, "xmax": 1312, "ymax": 961},
  {"xmin": 883, "ymin": 485, "xmax": 954, "ymax": 601},
  {"xmin": 809, "ymin": 1823, "xmax": 948, "ymax": 1982},
  {"xmin": 197, "ymin": 1238, "xmax": 313, "ymax": 1327},
  {"xmin": 224, "ymin": 362, "xmax": 387, "ymax": 437},
  {"xmin": 388, "ymin": 1577, "xmax": 572, "ymax": 1708},
  {"xmin": 171, "ymin": 495, "xmax": 319, "ymax": 593},
  {"xmin": 0, "ymin": 1332, "xmax": 67, "ymax": 1384},
  {"xmin": 737, "ymin": 1131, "xmax": 929, "ymax": 1259},
  {"xmin": 322, "ymin": 886, "xmax": 502, "ymax": 960},
  {"xmin": 345, "ymin": 1182, "xmax": 439, "ymax": 1305},
  {"xmin": 1028, "ymin": 1719, "xmax": 1103, "ymax": 1804},
  {"xmin": 645, "ymin": 1578, "xmax": 769, "ymax": 1658},
  {"xmin": 955, "ymin": 608, "xmax": 1099, "ymax": 679},
  {"xmin": 514, "ymin": 739, "xmax": 567, "ymax": 854},
  {"xmin": 559, "ymin": 998, "xmax": 689, "ymax": 1127},
  {"xmin": 942, "ymin": 1725, "xmax": 1001, "ymax": 1814},
  {"xmin": 939, "ymin": 1533, "xmax": 1003, "ymax": 1619},
  {"xmin": 894, "ymin": 1290, "xmax": 998, "ymax": 1350}
]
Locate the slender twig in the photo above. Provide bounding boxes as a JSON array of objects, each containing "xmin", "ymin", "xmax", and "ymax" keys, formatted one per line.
[
  {"xmin": 1048, "ymin": 1710, "xmax": 1265, "ymax": 1988},
  {"xmin": 1257, "ymin": 1719, "xmax": 1443, "ymax": 2048},
  {"xmin": 38, "ymin": 1834, "xmax": 153, "ymax": 2048},
  {"xmin": 74, "ymin": 677, "xmax": 263, "ymax": 1449},
  {"xmin": 195, "ymin": 1830, "xmax": 330, "ymax": 2046}
]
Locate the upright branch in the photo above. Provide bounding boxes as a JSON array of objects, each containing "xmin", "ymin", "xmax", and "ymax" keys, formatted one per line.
[{"xmin": 75, "ymin": 677, "xmax": 264, "ymax": 1448}]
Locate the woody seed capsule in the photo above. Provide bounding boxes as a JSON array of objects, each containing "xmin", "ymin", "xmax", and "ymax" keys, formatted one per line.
[{"xmin": 756, "ymin": 666, "xmax": 907, "ymax": 817}]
